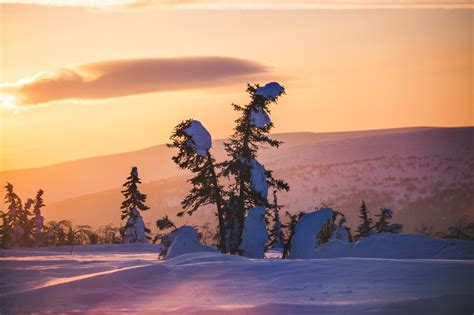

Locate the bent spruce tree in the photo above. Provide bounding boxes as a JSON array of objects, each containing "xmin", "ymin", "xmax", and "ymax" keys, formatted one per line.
[
  {"xmin": 168, "ymin": 119, "xmax": 227, "ymax": 253},
  {"xmin": 222, "ymin": 83, "xmax": 289, "ymax": 254}
]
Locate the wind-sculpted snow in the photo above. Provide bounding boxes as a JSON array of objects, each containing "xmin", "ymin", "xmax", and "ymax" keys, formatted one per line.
[
  {"xmin": 289, "ymin": 208, "xmax": 334, "ymax": 259},
  {"xmin": 165, "ymin": 226, "xmax": 216, "ymax": 259},
  {"xmin": 0, "ymin": 245, "xmax": 473, "ymax": 314},
  {"xmin": 184, "ymin": 120, "xmax": 212, "ymax": 157},
  {"xmin": 240, "ymin": 207, "xmax": 268, "ymax": 258},
  {"xmin": 249, "ymin": 159, "xmax": 268, "ymax": 199}
]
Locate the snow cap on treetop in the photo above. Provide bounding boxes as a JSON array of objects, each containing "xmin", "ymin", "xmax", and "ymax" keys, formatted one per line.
[
  {"xmin": 255, "ymin": 82, "xmax": 284, "ymax": 100},
  {"xmin": 250, "ymin": 106, "xmax": 271, "ymax": 129},
  {"xmin": 184, "ymin": 120, "xmax": 212, "ymax": 157}
]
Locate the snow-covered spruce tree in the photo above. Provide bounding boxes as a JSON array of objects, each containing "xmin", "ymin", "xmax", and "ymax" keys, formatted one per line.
[
  {"xmin": 120, "ymin": 167, "xmax": 151, "ymax": 243},
  {"xmin": 168, "ymin": 119, "xmax": 228, "ymax": 252},
  {"xmin": 356, "ymin": 200, "xmax": 372, "ymax": 239},
  {"xmin": 222, "ymin": 83, "xmax": 289, "ymax": 253},
  {"xmin": 3, "ymin": 183, "xmax": 24, "ymax": 248},
  {"xmin": 32, "ymin": 189, "xmax": 46, "ymax": 247},
  {"xmin": 268, "ymin": 190, "xmax": 284, "ymax": 249}
]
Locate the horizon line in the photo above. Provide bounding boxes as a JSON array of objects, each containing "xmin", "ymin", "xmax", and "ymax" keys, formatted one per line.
[{"xmin": 1, "ymin": 125, "xmax": 472, "ymax": 173}]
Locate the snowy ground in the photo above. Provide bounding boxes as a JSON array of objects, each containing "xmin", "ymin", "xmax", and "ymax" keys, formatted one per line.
[{"xmin": 0, "ymin": 242, "xmax": 473, "ymax": 314}]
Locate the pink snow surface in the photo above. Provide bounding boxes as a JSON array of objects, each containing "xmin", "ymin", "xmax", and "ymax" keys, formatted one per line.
[{"xmin": 0, "ymin": 238, "xmax": 473, "ymax": 314}]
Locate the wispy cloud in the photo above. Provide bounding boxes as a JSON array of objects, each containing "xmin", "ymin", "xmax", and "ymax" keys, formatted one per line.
[
  {"xmin": 0, "ymin": 57, "xmax": 266, "ymax": 106},
  {"xmin": 0, "ymin": 0, "xmax": 472, "ymax": 9}
]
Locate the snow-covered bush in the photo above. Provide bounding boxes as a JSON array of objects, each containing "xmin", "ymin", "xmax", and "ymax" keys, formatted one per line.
[
  {"xmin": 164, "ymin": 226, "xmax": 215, "ymax": 259},
  {"xmin": 288, "ymin": 208, "xmax": 334, "ymax": 259},
  {"xmin": 240, "ymin": 207, "xmax": 268, "ymax": 258}
]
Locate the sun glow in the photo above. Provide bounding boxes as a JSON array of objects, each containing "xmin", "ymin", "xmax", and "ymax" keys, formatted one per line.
[{"xmin": 0, "ymin": 94, "xmax": 19, "ymax": 109}]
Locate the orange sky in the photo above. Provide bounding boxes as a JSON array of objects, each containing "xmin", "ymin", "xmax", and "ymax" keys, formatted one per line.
[{"xmin": 0, "ymin": 2, "xmax": 472, "ymax": 171}]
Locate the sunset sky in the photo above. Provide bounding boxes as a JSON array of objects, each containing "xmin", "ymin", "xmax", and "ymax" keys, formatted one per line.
[{"xmin": 0, "ymin": 1, "xmax": 472, "ymax": 171}]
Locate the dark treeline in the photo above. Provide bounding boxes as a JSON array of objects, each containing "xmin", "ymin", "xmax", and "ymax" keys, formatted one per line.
[{"xmin": 0, "ymin": 183, "xmax": 122, "ymax": 248}]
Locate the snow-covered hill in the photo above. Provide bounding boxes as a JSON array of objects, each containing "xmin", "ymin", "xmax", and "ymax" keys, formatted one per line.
[
  {"xmin": 1, "ymin": 127, "xmax": 472, "ymax": 232},
  {"xmin": 0, "ymin": 242, "xmax": 473, "ymax": 314}
]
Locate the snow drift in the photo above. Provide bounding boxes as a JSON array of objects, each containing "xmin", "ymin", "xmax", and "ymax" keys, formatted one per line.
[
  {"xmin": 289, "ymin": 208, "xmax": 334, "ymax": 259},
  {"xmin": 315, "ymin": 233, "xmax": 474, "ymax": 260},
  {"xmin": 165, "ymin": 226, "xmax": 215, "ymax": 259}
]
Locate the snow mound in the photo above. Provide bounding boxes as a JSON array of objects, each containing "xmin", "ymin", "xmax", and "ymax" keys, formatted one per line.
[
  {"xmin": 184, "ymin": 120, "xmax": 212, "ymax": 157},
  {"xmin": 240, "ymin": 207, "xmax": 268, "ymax": 258},
  {"xmin": 289, "ymin": 208, "xmax": 333, "ymax": 259},
  {"xmin": 165, "ymin": 226, "xmax": 215, "ymax": 259},
  {"xmin": 249, "ymin": 159, "xmax": 268, "ymax": 199},
  {"xmin": 250, "ymin": 106, "xmax": 271, "ymax": 128},
  {"xmin": 316, "ymin": 233, "xmax": 474, "ymax": 260},
  {"xmin": 330, "ymin": 226, "xmax": 350, "ymax": 243},
  {"xmin": 255, "ymin": 82, "xmax": 284, "ymax": 100},
  {"xmin": 123, "ymin": 208, "xmax": 148, "ymax": 244}
]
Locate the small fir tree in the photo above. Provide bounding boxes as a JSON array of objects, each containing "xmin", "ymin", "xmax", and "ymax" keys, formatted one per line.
[
  {"xmin": 356, "ymin": 200, "xmax": 372, "ymax": 239},
  {"xmin": 120, "ymin": 167, "xmax": 151, "ymax": 243}
]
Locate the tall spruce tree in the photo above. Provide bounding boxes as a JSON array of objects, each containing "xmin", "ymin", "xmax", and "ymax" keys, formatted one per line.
[
  {"xmin": 120, "ymin": 167, "xmax": 151, "ymax": 243},
  {"xmin": 168, "ymin": 119, "xmax": 228, "ymax": 252},
  {"xmin": 221, "ymin": 83, "xmax": 289, "ymax": 253},
  {"xmin": 268, "ymin": 190, "xmax": 284, "ymax": 249},
  {"xmin": 4, "ymin": 183, "xmax": 23, "ymax": 248},
  {"xmin": 356, "ymin": 200, "xmax": 372, "ymax": 238},
  {"xmin": 33, "ymin": 189, "xmax": 46, "ymax": 247}
]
